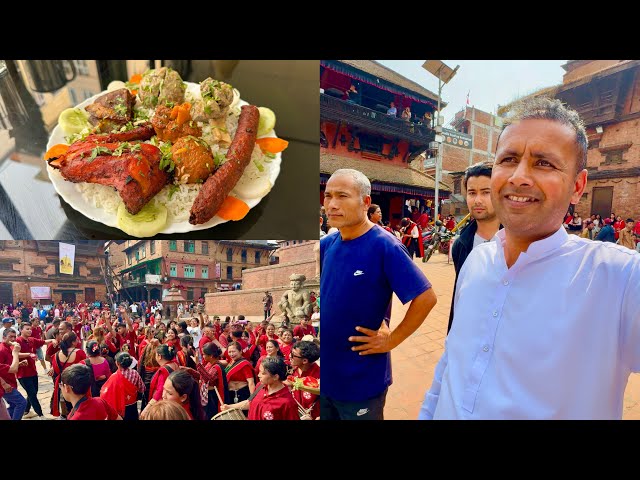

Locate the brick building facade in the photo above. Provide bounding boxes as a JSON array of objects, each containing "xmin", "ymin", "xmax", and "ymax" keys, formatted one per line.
[
  {"xmin": 413, "ymin": 106, "xmax": 503, "ymax": 217},
  {"xmin": 206, "ymin": 240, "xmax": 318, "ymax": 318},
  {"xmin": 108, "ymin": 240, "xmax": 276, "ymax": 302},
  {"xmin": 0, "ymin": 240, "xmax": 107, "ymax": 305},
  {"xmin": 320, "ymin": 60, "xmax": 450, "ymax": 228}
]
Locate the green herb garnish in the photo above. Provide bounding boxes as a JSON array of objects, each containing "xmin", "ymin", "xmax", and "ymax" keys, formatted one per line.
[
  {"xmin": 168, "ymin": 184, "xmax": 180, "ymax": 199},
  {"xmin": 86, "ymin": 146, "xmax": 112, "ymax": 162}
]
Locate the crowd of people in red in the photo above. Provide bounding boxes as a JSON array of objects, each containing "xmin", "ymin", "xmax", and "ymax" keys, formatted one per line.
[{"xmin": 0, "ymin": 299, "xmax": 320, "ymax": 421}]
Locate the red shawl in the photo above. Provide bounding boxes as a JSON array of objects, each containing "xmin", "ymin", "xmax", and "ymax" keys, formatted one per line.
[
  {"xmin": 198, "ymin": 362, "xmax": 226, "ymax": 413},
  {"xmin": 51, "ymin": 349, "xmax": 88, "ymax": 417},
  {"xmin": 402, "ymin": 220, "xmax": 425, "ymax": 257},
  {"xmin": 225, "ymin": 359, "xmax": 254, "ymax": 382},
  {"xmin": 99, "ymin": 369, "xmax": 138, "ymax": 418}
]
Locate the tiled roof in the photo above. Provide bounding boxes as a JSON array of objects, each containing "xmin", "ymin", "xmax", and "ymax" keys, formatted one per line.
[{"xmin": 320, "ymin": 152, "xmax": 451, "ymax": 192}]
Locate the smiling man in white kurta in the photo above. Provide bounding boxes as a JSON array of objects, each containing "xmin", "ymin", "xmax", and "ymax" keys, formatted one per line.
[{"xmin": 419, "ymin": 97, "xmax": 640, "ymax": 420}]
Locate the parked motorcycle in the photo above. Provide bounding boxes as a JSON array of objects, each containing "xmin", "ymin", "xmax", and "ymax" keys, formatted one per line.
[
  {"xmin": 422, "ymin": 222, "xmax": 452, "ymax": 262},
  {"xmin": 422, "ymin": 213, "xmax": 471, "ymax": 263}
]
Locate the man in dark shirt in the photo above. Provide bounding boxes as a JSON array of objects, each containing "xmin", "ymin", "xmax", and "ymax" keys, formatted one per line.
[
  {"xmin": 596, "ymin": 218, "xmax": 616, "ymax": 242},
  {"xmin": 448, "ymin": 163, "xmax": 501, "ymax": 333},
  {"xmin": 321, "ymin": 168, "xmax": 437, "ymax": 420}
]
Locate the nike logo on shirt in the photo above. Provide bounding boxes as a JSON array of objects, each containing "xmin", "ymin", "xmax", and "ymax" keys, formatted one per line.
[{"xmin": 353, "ymin": 270, "xmax": 364, "ymax": 276}]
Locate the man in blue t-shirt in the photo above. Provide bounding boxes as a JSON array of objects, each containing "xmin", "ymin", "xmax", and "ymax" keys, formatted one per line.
[{"xmin": 321, "ymin": 168, "xmax": 437, "ymax": 420}]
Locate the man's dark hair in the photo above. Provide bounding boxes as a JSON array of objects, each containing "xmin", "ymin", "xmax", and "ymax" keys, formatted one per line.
[
  {"xmin": 61, "ymin": 363, "xmax": 92, "ymax": 395},
  {"xmin": 463, "ymin": 163, "xmax": 493, "ymax": 190},
  {"xmin": 292, "ymin": 341, "xmax": 320, "ymax": 363},
  {"xmin": 177, "ymin": 321, "xmax": 188, "ymax": 332},
  {"xmin": 499, "ymin": 96, "xmax": 587, "ymax": 173},
  {"xmin": 2, "ymin": 328, "xmax": 15, "ymax": 338},
  {"xmin": 627, "ymin": 218, "xmax": 634, "ymax": 223},
  {"xmin": 237, "ymin": 315, "xmax": 245, "ymax": 321},
  {"xmin": 61, "ymin": 321, "xmax": 73, "ymax": 331}
]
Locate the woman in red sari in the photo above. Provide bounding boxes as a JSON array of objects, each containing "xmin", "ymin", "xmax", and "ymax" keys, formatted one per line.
[
  {"xmin": 277, "ymin": 329, "xmax": 294, "ymax": 366},
  {"xmin": 100, "ymin": 352, "xmax": 145, "ymax": 420},
  {"xmin": 197, "ymin": 342, "xmax": 228, "ymax": 420},
  {"xmin": 51, "ymin": 332, "xmax": 87, "ymax": 418},
  {"xmin": 221, "ymin": 357, "xmax": 299, "ymax": 421},
  {"xmin": 255, "ymin": 339, "xmax": 285, "ymax": 377},
  {"xmin": 137, "ymin": 326, "xmax": 155, "ymax": 363},
  {"xmin": 141, "ymin": 343, "xmax": 179, "ymax": 415},
  {"xmin": 87, "ymin": 326, "xmax": 117, "ymax": 358},
  {"xmin": 162, "ymin": 369, "xmax": 205, "ymax": 420},
  {"xmin": 224, "ymin": 342, "xmax": 255, "ymax": 409},
  {"xmin": 138, "ymin": 331, "xmax": 163, "ymax": 410},
  {"xmin": 85, "ymin": 340, "xmax": 112, "ymax": 397},
  {"xmin": 257, "ymin": 324, "xmax": 278, "ymax": 356},
  {"xmin": 165, "ymin": 327, "xmax": 180, "ymax": 350},
  {"xmin": 176, "ymin": 335, "xmax": 197, "ymax": 369}
]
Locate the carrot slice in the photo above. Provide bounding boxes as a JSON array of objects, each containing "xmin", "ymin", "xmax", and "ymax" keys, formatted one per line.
[
  {"xmin": 169, "ymin": 103, "xmax": 192, "ymax": 125},
  {"xmin": 44, "ymin": 144, "xmax": 69, "ymax": 161},
  {"xmin": 129, "ymin": 73, "xmax": 143, "ymax": 84},
  {"xmin": 216, "ymin": 196, "xmax": 250, "ymax": 221},
  {"xmin": 256, "ymin": 137, "xmax": 289, "ymax": 154}
]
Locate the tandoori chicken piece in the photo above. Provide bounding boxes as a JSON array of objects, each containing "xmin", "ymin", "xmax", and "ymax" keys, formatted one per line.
[
  {"xmin": 80, "ymin": 123, "xmax": 155, "ymax": 146},
  {"xmin": 48, "ymin": 140, "xmax": 169, "ymax": 215}
]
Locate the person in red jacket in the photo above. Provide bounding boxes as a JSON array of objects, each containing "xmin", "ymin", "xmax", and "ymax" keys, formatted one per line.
[
  {"xmin": 221, "ymin": 357, "xmax": 299, "ymax": 420},
  {"xmin": 289, "ymin": 340, "xmax": 320, "ymax": 420},
  {"xmin": 61, "ymin": 364, "xmax": 122, "ymax": 420},
  {"xmin": 613, "ymin": 215, "xmax": 625, "ymax": 241},
  {"xmin": 16, "ymin": 323, "xmax": 56, "ymax": 418},
  {"xmin": 292, "ymin": 312, "xmax": 316, "ymax": 341}
]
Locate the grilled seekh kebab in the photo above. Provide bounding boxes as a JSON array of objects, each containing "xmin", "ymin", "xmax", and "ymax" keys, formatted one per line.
[{"xmin": 189, "ymin": 104, "xmax": 259, "ymax": 225}]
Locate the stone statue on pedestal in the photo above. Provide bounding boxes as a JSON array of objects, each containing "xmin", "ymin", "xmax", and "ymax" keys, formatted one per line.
[{"xmin": 278, "ymin": 274, "xmax": 312, "ymax": 323}]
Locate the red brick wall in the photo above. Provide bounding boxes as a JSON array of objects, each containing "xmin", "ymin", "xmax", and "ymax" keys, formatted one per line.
[
  {"xmin": 205, "ymin": 283, "xmax": 319, "ymax": 318},
  {"xmin": 276, "ymin": 242, "xmax": 316, "ymax": 264},
  {"xmin": 578, "ymin": 179, "xmax": 640, "ymax": 220},
  {"xmin": 473, "ymin": 109, "xmax": 492, "ymax": 126},
  {"xmin": 0, "ymin": 241, "xmax": 107, "ymax": 304},
  {"xmin": 243, "ymin": 260, "xmax": 317, "ymax": 291},
  {"xmin": 573, "ymin": 116, "xmax": 640, "ymax": 220},
  {"xmin": 473, "ymin": 125, "xmax": 489, "ymax": 152},
  {"xmin": 442, "ymin": 144, "xmax": 470, "ymax": 174}
]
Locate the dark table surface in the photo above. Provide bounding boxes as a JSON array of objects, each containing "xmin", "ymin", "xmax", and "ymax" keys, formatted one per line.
[{"xmin": 0, "ymin": 60, "xmax": 320, "ymax": 240}]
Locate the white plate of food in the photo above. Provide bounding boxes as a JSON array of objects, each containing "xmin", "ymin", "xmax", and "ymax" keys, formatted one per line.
[{"xmin": 45, "ymin": 68, "xmax": 286, "ymax": 237}]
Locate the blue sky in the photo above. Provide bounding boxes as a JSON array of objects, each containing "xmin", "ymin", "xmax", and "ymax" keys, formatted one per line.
[{"xmin": 377, "ymin": 60, "xmax": 567, "ymax": 123}]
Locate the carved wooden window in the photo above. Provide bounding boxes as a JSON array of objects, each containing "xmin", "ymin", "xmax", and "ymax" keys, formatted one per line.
[{"xmin": 453, "ymin": 178, "xmax": 462, "ymax": 195}]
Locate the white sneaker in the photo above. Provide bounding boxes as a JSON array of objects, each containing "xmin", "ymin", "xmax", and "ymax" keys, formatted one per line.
[{"xmin": 23, "ymin": 411, "xmax": 37, "ymax": 419}]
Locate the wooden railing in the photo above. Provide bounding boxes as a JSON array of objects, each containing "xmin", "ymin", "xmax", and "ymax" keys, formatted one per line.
[{"xmin": 320, "ymin": 94, "xmax": 434, "ymax": 144}]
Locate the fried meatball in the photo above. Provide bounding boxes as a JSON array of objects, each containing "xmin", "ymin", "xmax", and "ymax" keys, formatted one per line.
[
  {"xmin": 170, "ymin": 136, "xmax": 216, "ymax": 184},
  {"xmin": 190, "ymin": 78, "xmax": 234, "ymax": 121},
  {"xmin": 139, "ymin": 67, "xmax": 186, "ymax": 109},
  {"xmin": 158, "ymin": 68, "xmax": 186, "ymax": 105}
]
